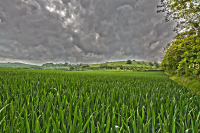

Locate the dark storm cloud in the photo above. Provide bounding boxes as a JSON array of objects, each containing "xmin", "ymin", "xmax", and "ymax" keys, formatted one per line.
[{"xmin": 0, "ymin": 0, "xmax": 176, "ymax": 64}]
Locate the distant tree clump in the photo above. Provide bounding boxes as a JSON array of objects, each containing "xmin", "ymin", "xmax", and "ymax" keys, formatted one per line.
[
  {"xmin": 154, "ymin": 62, "xmax": 159, "ymax": 68},
  {"xmin": 126, "ymin": 60, "xmax": 132, "ymax": 64},
  {"xmin": 70, "ymin": 65, "xmax": 74, "ymax": 70},
  {"xmin": 64, "ymin": 62, "xmax": 68, "ymax": 66},
  {"xmin": 82, "ymin": 64, "xmax": 90, "ymax": 68},
  {"xmin": 149, "ymin": 62, "xmax": 154, "ymax": 66},
  {"xmin": 133, "ymin": 60, "xmax": 135, "ymax": 61},
  {"xmin": 99, "ymin": 63, "xmax": 107, "ymax": 68}
]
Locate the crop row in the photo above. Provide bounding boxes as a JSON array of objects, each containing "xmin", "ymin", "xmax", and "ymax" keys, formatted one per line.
[{"xmin": 0, "ymin": 69, "xmax": 200, "ymax": 132}]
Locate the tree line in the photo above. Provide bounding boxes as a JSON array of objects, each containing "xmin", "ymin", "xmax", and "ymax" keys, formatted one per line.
[{"xmin": 16, "ymin": 61, "xmax": 161, "ymax": 71}]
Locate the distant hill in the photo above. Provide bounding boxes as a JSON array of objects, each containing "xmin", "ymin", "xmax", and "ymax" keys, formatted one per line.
[
  {"xmin": 89, "ymin": 60, "xmax": 158, "ymax": 67},
  {"xmin": 0, "ymin": 62, "xmax": 38, "ymax": 68}
]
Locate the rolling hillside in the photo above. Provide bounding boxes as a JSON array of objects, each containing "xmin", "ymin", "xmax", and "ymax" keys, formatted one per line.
[
  {"xmin": 0, "ymin": 62, "xmax": 37, "ymax": 68},
  {"xmin": 89, "ymin": 60, "xmax": 159, "ymax": 68},
  {"xmin": 0, "ymin": 60, "xmax": 160, "ymax": 70}
]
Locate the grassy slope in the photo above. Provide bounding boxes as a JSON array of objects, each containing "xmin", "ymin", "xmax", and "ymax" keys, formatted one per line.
[
  {"xmin": 164, "ymin": 72, "xmax": 200, "ymax": 95},
  {"xmin": 0, "ymin": 63, "xmax": 35, "ymax": 68},
  {"xmin": 89, "ymin": 61, "xmax": 156, "ymax": 67}
]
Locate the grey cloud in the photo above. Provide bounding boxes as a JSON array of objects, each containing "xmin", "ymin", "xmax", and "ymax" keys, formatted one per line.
[
  {"xmin": 60, "ymin": 0, "xmax": 71, "ymax": 5},
  {"xmin": 80, "ymin": 0, "xmax": 91, "ymax": 9},
  {"xmin": 0, "ymin": 0, "xmax": 176, "ymax": 64}
]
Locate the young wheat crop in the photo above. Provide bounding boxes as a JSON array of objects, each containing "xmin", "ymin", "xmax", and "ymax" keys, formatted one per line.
[{"xmin": 0, "ymin": 69, "xmax": 199, "ymax": 132}]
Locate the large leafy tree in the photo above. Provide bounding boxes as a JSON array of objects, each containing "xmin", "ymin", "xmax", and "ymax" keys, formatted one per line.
[
  {"xmin": 158, "ymin": 0, "xmax": 200, "ymax": 76},
  {"xmin": 158, "ymin": 0, "xmax": 200, "ymax": 35}
]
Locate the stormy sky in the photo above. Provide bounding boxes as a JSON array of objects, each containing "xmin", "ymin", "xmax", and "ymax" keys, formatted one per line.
[{"xmin": 0, "ymin": 0, "xmax": 176, "ymax": 65}]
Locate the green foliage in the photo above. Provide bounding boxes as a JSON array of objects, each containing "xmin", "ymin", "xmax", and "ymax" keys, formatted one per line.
[
  {"xmin": 119, "ymin": 65, "xmax": 123, "ymax": 70},
  {"xmin": 161, "ymin": 35, "xmax": 200, "ymax": 77},
  {"xmin": 0, "ymin": 69, "xmax": 200, "ymax": 132},
  {"xmin": 154, "ymin": 62, "xmax": 159, "ymax": 68},
  {"xmin": 99, "ymin": 63, "xmax": 108, "ymax": 68},
  {"xmin": 64, "ymin": 62, "xmax": 69, "ymax": 66},
  {"xmin": 160, "ymin": 0, "xmax": 200, "ymax": 78},
  {"xmin": 126, "ymin": 60, "xmax": 132, "ymax": 64},
  {"xmin": 149, "ymin": 62, "xmax": 154, "ymax": 66},
  {"xmin": 42, "ymin": 62, "xmax": 70, "ymax": 67},
  {"xmin": 158, "ymin": 0, "xmax": 200, "ymax": 35},
  {"xmin": 82, "ymin": 64, "xmax": 90, "ymax": 68},
  {"xmin": 70, "ymin": 65, "xmax": 74, "ymax": 70}
]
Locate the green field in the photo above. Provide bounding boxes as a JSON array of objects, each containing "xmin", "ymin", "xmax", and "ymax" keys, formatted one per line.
[{"xmin": 0, "ymin": 68, "xmax": 200, "ymax": 132}]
